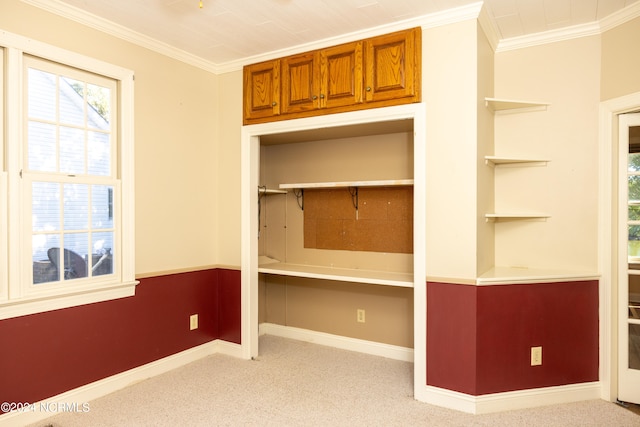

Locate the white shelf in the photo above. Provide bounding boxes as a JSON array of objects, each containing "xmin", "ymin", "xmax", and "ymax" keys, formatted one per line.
[
  {"xmin": 279, "ymin": 179, "xmax": 413, "ymax": 190},
  {"xmin": 477, "ymin": 266, "xmax": 599, "ymax": 285},
  {"xmin": 258, "ymin": 257, "xmax": 413, "ymax": 288},
  {"xmin": 485, "ymin": 213, "xmax": 550, "ymax": 221},
  {"xmin": 484, "ymin": 98, "xmax": 549, "ymax": 113},
  {"xmin": 484, "ymin": 156, "xmax": 549, "ymax": 166}
]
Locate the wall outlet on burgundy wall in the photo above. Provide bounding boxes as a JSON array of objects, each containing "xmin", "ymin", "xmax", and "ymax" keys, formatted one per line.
[
  {"xmin": 531, "ymin": 346, "xmax": 542, "ymax": 366},
  {"xmin": 190, "ymin": 314, "xmax": 199, "ymax": 330}
]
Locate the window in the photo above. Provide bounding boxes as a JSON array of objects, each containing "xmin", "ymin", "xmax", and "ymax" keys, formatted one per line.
[{"xmin": 1, "ymin": 31, "xmax": 136, "ymax": 319}]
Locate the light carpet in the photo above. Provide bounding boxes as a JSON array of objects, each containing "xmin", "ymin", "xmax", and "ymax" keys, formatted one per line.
[{"xmin": 32, "ymin": 335, "xmax": 640, "ymax": 426}]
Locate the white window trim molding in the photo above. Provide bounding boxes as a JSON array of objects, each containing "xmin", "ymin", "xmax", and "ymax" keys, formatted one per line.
[{"xmin": 0, "ymin": 28, "xmax": 137, "ymax": 320}]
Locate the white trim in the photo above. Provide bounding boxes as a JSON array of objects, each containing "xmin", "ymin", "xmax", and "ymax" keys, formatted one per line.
[
  {"xmin": 259, "ymin": 323, "xmax": 414, "ymax": 362},
  {"xmin": 598, "ymin": 91, "xmax": 640, "ymax": 402},
  {"xmin": 416, "ymin": 382, "xmax": 601, "ymax": 415},
  {"xmin": 0, "ymin": 339, "xmax": 241, "ymax": 427},
  {"xmin": 496, "ymin": 22, "xmax": 601, "ymax": 53}
]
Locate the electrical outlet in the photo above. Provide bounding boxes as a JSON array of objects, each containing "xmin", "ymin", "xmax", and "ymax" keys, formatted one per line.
[
  {"xmin": 190, "ymin": 314, "xmax": 198, "ymax": 330},
  {"xmin": 357, "ymin": 309, "xmax": 365, "ymax": 323},
  {"xmin": 531, "ymin": 346, "xmax": 542, "ymax": 366}
]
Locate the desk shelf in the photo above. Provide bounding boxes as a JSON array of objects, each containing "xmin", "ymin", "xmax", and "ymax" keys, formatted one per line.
[
  {"xmin": 258, "ymin": 257, "xmax": 413, "ymax": 288},
  {"xmin": 279, "ymin": 179, "xmax": 413, "ymax": 190}
]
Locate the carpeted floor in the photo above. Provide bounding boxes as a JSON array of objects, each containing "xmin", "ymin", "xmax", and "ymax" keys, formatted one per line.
[{"xmin": 32, "ymin": 335, "xmax": 640, "ymax": 426}]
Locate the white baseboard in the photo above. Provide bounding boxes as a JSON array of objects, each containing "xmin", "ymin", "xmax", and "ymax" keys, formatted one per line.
[
  {"xmin": 259, "ymin": 322, "xmax": 414, "ymax": 362},
  {"xmin": 414, "ymin": 381, "xmax": 602, "ymax": 414},
  {"xmin": 0, "ymin": 339, "xmax": 243, "ymax": 427}
]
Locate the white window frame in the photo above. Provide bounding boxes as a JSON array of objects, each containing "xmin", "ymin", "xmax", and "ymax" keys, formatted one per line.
[{"xmin": 1, "ymin": 30, "xmax": 136, "ymax": 320}]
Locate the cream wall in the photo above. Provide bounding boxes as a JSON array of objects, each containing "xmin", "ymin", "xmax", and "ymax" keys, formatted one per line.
[
  {"xmin": 423, "ymin": 19, "xmax": 482, "ymax": 281},
  {"xmin": 477, "ymin": 23, "xmax": 496, "ymax": 276},
  {"xmin": 601, "ymin": 16, "xmax": 640, "ymax": 101},
  {"xmin": 1, "ymin": 0, "xmax": 220, "ymax": 275},
  {"xmin": 493, "ymin": 36, "xmax": 601, "ymax": 271},
  {"xmin": 215, "ymin": 71, "xmax": 243, "ymax": 268}
]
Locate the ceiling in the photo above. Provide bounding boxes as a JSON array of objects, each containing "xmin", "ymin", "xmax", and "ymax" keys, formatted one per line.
[{"xmin": 26, "ymin": 0, "xmax": 640, "ymax": 71}]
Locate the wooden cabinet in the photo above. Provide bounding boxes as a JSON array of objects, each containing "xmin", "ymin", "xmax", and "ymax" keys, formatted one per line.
[
  {"xmin": 243, "ymin": 28, "xmax": 421, "ymax": 124},
  {"xmin": 321, "ymin": 41, "xmax": 364, "ymax": 109},
  {"xmin": 243, "ymin": 59, "xmax": 280, "ymax": 121},
  {"xmin": 281, "ymin": 51, "xmax": 321, "ymax": 114},
  {"xmin": 364, "ymin": 29, "xmax": 419, "ymax": 103}
]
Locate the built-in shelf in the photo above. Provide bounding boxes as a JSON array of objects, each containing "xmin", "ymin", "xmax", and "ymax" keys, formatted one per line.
[
  {"xmin": 476, "ymin": 266, "xmax": 599, "ymax": 285},
  {"xmin": 485, "ymin": 213, "xmax": 550, "ymax": 222},
  {"xmin": 258, "ymin": 256, "xmax": 413, "ymax": 288},
  {"xmin": 279, "ymin": 179, "xmax": 413, "ymax": 190},
  {"xmin": 484, "ymin": 156, "xmax": 549, "ymax": 166},
  {"xmin": 484, "ymin": 98, "xmax": 549, "ymax": 113}
]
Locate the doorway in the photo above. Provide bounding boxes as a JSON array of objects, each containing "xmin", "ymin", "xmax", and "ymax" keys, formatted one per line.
[{"xmin": 618, "ymin": 113, "xmax": 640, "ymax": 404}]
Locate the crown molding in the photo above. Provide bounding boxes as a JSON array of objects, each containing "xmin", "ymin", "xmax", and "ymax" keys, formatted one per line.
[
  {"xmin": 496, "ymin": 21, "xmax": 601, "ymax": 52},
  {"xmin": 21, "ymin": 0, "xmax": 482, "ymax": 75},
  {"xmin": 599, "ymin": 0, "xmax": 640, "ymax": 33},
  {"xmin": 496, "ymin": 0, "xmax": 640, "ymax": 53}
]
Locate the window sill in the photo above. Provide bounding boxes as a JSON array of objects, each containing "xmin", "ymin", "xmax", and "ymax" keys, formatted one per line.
[{"xmin": 0, "ymin": 281, "xmax": 138, "ymax": 321}]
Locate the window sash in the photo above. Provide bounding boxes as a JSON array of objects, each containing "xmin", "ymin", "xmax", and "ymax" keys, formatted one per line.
[{"xmin": 0, "ymin": 29, "xmax": 136, "ymax": 317}]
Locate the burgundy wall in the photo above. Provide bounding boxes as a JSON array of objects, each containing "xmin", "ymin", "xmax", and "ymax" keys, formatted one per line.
[
  {"xmin": 0, "ymin": 268, "xmax": 241, "ymax": 409},
  {"xmin": 427, "ymin": 280, "xmax": 599, "ymax": 395}
]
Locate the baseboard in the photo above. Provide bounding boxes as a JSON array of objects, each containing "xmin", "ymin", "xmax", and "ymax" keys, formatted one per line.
[
  {"xmin": 259, "ymin": 322, "xmax": 414, "ymax": 362},
  {"xmin": 414, "ymin": 381, "xmax": 602, "ymax": 414},
  {"xmin": 0, "ymin": 339, "xmax": 243, "ymax": 427}
]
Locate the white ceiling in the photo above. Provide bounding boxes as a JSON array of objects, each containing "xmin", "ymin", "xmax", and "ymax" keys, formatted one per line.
[{"xmin": 25, "ymin": 0, "xmax": 640, "ymax": 70}]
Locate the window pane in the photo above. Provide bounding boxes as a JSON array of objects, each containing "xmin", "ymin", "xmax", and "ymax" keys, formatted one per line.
[
  {"xmin": 60, "ymin": 126, "xmax": 85, "ymax": 174},
  {"xmin": 63, "ymin": 233, "xmax": 89, "ymax": 280},
  {"xmin": 28, "ymin": 68, "xmax": 56, "ymax": 121},
  {"xmin": 91, "ymin": 232, "xmax": 113, "ymax": 276},
  {"xmin": 32, "ymin": 182, "xmax": 60, "ymax": 232},
  {"xmin": 32, "ymin": 234, "xmax": 60, "ymax": 284},
  {"xmin": 64, "ymin": 184, "xmax": 88, "ymax": 231},
  {"xmin": 28, "ymin": 121, "xmax": 57, "ymax": 172},
  {"xmin": 60, "ymin": 77, "xmax": 85, "ymax": 127},
  {"xmin": 630, "ymin": 226, "xmax": 640, "ymax": 258},
  {"xmin": 87, "ymin": 83, "xmax": 111, "ymax": 130},
  {"xmin": 92, "ymin": 185, "xmax": 113, "ymax": 228},
  {"xmin": 88, "ymin": 131, "xmax": 111, "ymax": 176}
]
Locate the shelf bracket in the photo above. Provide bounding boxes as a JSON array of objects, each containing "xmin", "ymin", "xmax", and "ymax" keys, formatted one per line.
[
  {"xmin": 348, "ymin": 186, "xmax": 359, "ymax": 218},
  {"xmin": 294, "ymin": 188, "xmax": 304, "ymax": 210}
]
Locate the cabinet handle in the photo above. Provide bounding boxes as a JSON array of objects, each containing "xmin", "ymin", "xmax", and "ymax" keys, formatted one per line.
[
  {"xmin": 320, "ymin": 94, "xmax": 325, "ymax": 99},
  {"xmin": 366, "ymin": 86, "xmax": 371, "ymax": 92},
  {"xmin": 312, "ymin": 95, "xmax": 318, "ymax": 100},
  {"xmin": 272, "ymin": 102, "xmax": 277, "ymax": 106}
]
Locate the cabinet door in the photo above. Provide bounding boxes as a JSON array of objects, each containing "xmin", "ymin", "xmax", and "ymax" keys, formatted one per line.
[
  {"xmin": 281, "ymin": 51, "xmax": 321, "ymax": 114},
  {"xmin": 243, "ymin": 60, "xmax": 280, "ymax": 123},
  {"xmin": 321, "ymin": 41, "xmax": 363, "ymax": 109},
  {"xmin": 364, "ymin": 28, "xmax": 420, "ymax": 103}
]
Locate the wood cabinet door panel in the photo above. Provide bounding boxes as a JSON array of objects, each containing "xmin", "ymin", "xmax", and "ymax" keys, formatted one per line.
[
  {"xmin": 364, "ymin": 28, "xmax": 419, "ymax": 103},
  {"xmin": 321, "ymin": 41, "xmax": 363, "ymax": 109},
  {"xmin": 282, "ymin": 51, "xmax": 321, "ymax": 114},
  {"xmin": 243, "ymin": 60, "xmax": 280, "ymax": 122}
]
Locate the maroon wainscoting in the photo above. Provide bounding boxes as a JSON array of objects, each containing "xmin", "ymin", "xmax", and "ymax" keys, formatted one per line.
[
  {"xmin": 0, "ymin": 268, "xmax": 242, "ymax": 408},
  {"xmin": 218, "ymin": 268, "xmax": 241, "ymax": 344},
  {"xmin": 426, "ymin": 282, "xmax": 478, "ymax": 394},
  {"xmin": 427, "ymin": 280, "xmax": 599, "ymax": 395}
]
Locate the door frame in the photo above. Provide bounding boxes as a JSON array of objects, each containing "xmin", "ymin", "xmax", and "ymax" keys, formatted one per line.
[{"xmin": 599, "ymin": 91, "xmax": 640, "ymax": 401}]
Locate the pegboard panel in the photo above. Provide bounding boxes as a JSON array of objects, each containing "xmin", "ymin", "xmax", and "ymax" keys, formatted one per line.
[{"xmin": 303, "ymin": 186, "xmax": 413, "ymax": 253}]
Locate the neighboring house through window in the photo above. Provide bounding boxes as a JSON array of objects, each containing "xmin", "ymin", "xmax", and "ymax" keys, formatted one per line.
[{"xmin": 0, "ymin": 31, "xmax": 136, "ymax": 320}]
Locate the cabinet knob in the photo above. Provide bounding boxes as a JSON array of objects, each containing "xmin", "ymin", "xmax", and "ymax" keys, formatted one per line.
[
  {"xmin": 320, "ymin": 94, "xmax": 325, "ymax": 99},
  {"xmin": 312, "ymin": 95, "xmax": 318, "ymax": 100},
  {"xmin": 366, "ymin": 86, "xmax": 371, "ymax": 92},
  {"xmin": 272, "ymin": 102, "xmax": 277, "ymax": 106}
]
